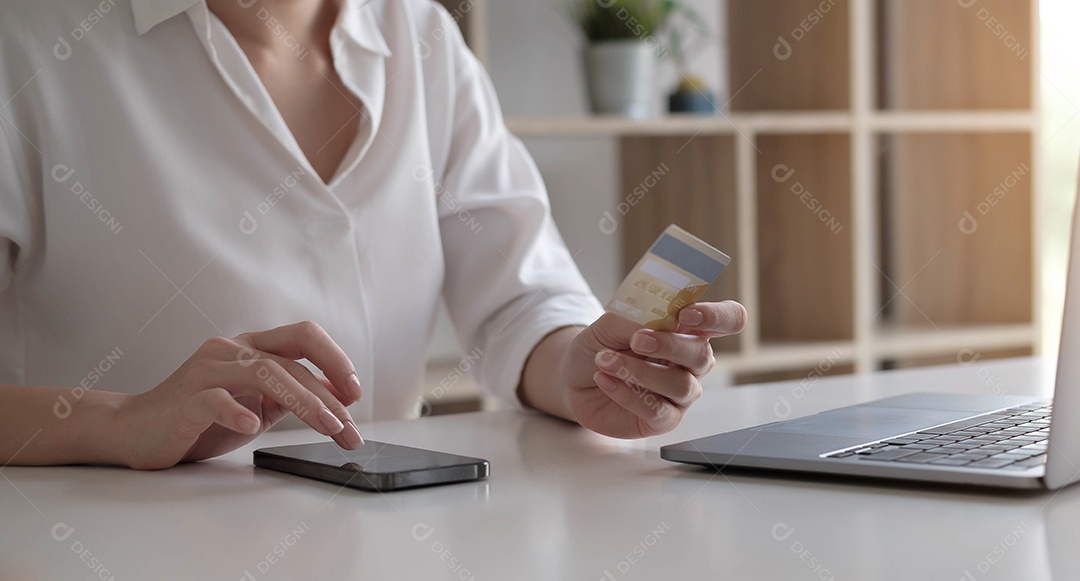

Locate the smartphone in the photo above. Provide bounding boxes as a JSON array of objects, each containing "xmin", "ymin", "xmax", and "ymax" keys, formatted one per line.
[{"xmin": 253, "ymin": 441, "xmax": 490, "ymax": 492}]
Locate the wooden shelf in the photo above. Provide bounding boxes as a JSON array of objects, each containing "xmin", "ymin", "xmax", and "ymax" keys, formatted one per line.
[
  {"xmin": 507, "ymin": 112, "xmax": 851, "ymax": 137},
  {"xmin": 718, "ymin": 342, "xmax": 854, "ymax": 373},
  {"xmin": 506, "ymin": 111, "xmax": 1035, "ymax": 138},
  {"xmin": 869, "ymin": 111, "xmax": 1036, "ymax": 132},
  {"xmin": 714, "ymin": 323, "xmax": 1036, "ymax": 374},
  {"xmin": 448, "ymin": 0, "xmax": 1041, "ymax": 389},
  {"xmin": 871, "ymin": 323, "xmax": 1037, "ymax": 360}
]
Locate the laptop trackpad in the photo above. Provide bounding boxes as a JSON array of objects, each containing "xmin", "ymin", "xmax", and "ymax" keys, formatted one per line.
[{"xmin": 760, "ymin": 406, "xmax": 971, "ymax": 440}]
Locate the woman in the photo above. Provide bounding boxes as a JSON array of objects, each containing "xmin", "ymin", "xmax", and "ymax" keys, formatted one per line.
[{"xmin": 0, "ymin": 0, "xmax": 745, "ymax": 469}]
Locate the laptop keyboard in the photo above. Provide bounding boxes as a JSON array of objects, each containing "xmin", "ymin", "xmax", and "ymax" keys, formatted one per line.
[{"xmin": 824, "ymin": 402, "xmax": 1052, "ymax": 470}]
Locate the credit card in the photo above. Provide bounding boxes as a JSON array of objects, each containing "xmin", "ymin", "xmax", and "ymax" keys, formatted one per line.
[{"xmin": 606, "ymin": 224, "xmax": 730, "ymax": 331}]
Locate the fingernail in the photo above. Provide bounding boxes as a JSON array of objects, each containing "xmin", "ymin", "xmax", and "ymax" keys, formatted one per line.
[
  {"xmin": 237, "ymin": 414, "xmax": 260, "ymax": 434},
  {"xmin": 631, "ymin": 331, "xmax": 658, "ymax": 354},
  {"xmin": 595, "ymin": 350, "xmax": 621, "ymax": 371},
  {"xmin": 343, "ymin": 421, "xmax": 364, "ymax": 448},
  {"xmin": 680, "ymin": 308, "xmax": 704, "ymax": 326},
  {"xmin": 349, "ymin": 373, "xmax": 363, "ymax": 400},
  {"xmin": 594, "ymin": 371, "xmax": 617, "ymax": 392},
  {"xmin": 318, "ymin": 407, "xmax": 345, "ymax": 434}
]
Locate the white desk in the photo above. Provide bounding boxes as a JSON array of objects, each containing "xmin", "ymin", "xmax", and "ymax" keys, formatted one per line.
[{"xmin": 2, "ymin": 357, "xmax": 1076, "ymax": 580}]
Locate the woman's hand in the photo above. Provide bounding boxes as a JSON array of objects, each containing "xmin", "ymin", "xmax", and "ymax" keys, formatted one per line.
[
  {"xmin": 117, "ymin": 321, "xmax": 364, "ymax": 470},
  {"xmin": 559, "ymin": 301, "xmax": 746, "ymax": 439}
]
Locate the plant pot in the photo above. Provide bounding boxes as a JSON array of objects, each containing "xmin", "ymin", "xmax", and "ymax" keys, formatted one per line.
[{"xmin": 584, "ymin": 40, "xmax": 657, "ymax": 118}]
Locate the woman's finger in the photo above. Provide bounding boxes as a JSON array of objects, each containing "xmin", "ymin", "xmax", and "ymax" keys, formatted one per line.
[
  {"xmin": 241, "ymin": 321, "xmax": 363, "ymax": 402},
  {"xmin": 628, "ymin": 329, "xmax": 714, "ymax": 376},
  {"xmin": 176, "ymin": 387, "xmax": 260, "ymax": 439},
  {"xmin": 676, "ymin": 301, "xmax": 747, "ymax": 338},
  {"xmin": 595, "ymin": 350, "xmax": 701, "ymax": 406},
  {"xmin": 592, "ymin": 371, "xmax": 682, "ymax": 436},
  {"xmin": 211, "ymin": 358, "xmax": 352, "ymax": 443},
  {"xmin": 256, "ymin": 353, "xmax": 364, "ymax": 449}
]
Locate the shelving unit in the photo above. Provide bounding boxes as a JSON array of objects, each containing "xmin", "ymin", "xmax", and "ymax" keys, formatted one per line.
[
  {"xmin": 434, "ymin": 0, "xmax": 1040, "ymax": 386},
  {"xmin": 506, "ymin": 111, "xmax": 1036, "ymax": 137}
]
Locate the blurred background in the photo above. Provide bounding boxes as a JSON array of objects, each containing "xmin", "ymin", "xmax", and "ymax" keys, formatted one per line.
[{"xmin": 420, "ymin": 0, "xmax": 1080, "ymax": 416}]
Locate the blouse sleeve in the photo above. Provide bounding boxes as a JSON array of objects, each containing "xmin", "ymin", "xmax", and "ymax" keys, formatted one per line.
[{"xmin": 422, "ymin": 5, "xmax": 604, "ymax": 408}]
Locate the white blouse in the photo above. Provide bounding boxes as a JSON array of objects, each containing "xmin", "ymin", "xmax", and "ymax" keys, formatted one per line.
[{"xmin": 0, "ymin": 0, "xmax": 603, "ymax": 422}]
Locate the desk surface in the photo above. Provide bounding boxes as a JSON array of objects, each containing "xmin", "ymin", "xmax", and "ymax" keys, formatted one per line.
[{"xmin": 2, "ymin": 357, "xmax": 1076, "ymax": 580}]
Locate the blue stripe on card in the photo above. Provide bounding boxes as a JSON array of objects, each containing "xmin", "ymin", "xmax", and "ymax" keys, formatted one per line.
[{"xmin": 649, "ymin": 234, "xmax": 726, "ymax": 282}]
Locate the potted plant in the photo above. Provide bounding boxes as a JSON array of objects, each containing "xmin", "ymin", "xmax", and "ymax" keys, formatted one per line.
[
  {"xmin": 570, "ymin": 0, "xmax": 712, "ymax": 118},
  {"xmin": 572, "ymin": 0, "xmax": 676, "ymax": 118}
]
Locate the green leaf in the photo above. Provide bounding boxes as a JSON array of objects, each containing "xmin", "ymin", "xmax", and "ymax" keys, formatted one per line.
[{"xmin": 569, "ymin": 0, "xmax": 675, "ymax": 42}]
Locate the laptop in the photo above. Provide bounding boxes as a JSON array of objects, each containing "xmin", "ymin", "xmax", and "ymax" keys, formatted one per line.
[{"xmin": 661, "ymin": 182, "xmax": 1080, "ymax": 491}]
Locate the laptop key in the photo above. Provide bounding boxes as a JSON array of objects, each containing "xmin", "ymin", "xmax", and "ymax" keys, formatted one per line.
[
  {"xmin": 936, "ymin": 445, "xmax": 975, "ymax": 453},
  {"xmin": 990, "ymin": 452, "xmax": 1032, "ymax": 461},
  {"xmin": 894, "ymin": 452, "xmax": 949, "ymax": 464},
  {"xmin": 968, "ymin": 457, "xmax": 1017, "ymax": 469},
  {"xmin": 950, "ymin": 452, "xmax": 992, "ymax": 460},
  {"xmin": 857, "ymin": 448, "xmax": 920, "ymax": 461},
  {"xmin": 930, "ymin": 457, "xmax": 975, "ymax": 466},
  {"xmin": 918, "ymin": 415, "xmax": 1012, "ymax": 435},
  {"xmin": 1015, "ymin": 455, "xmax": 1048, "ymax": 466},
  {"xmin": 900, "ymin": 443, "xmax": 939, "ymax": 450}
]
